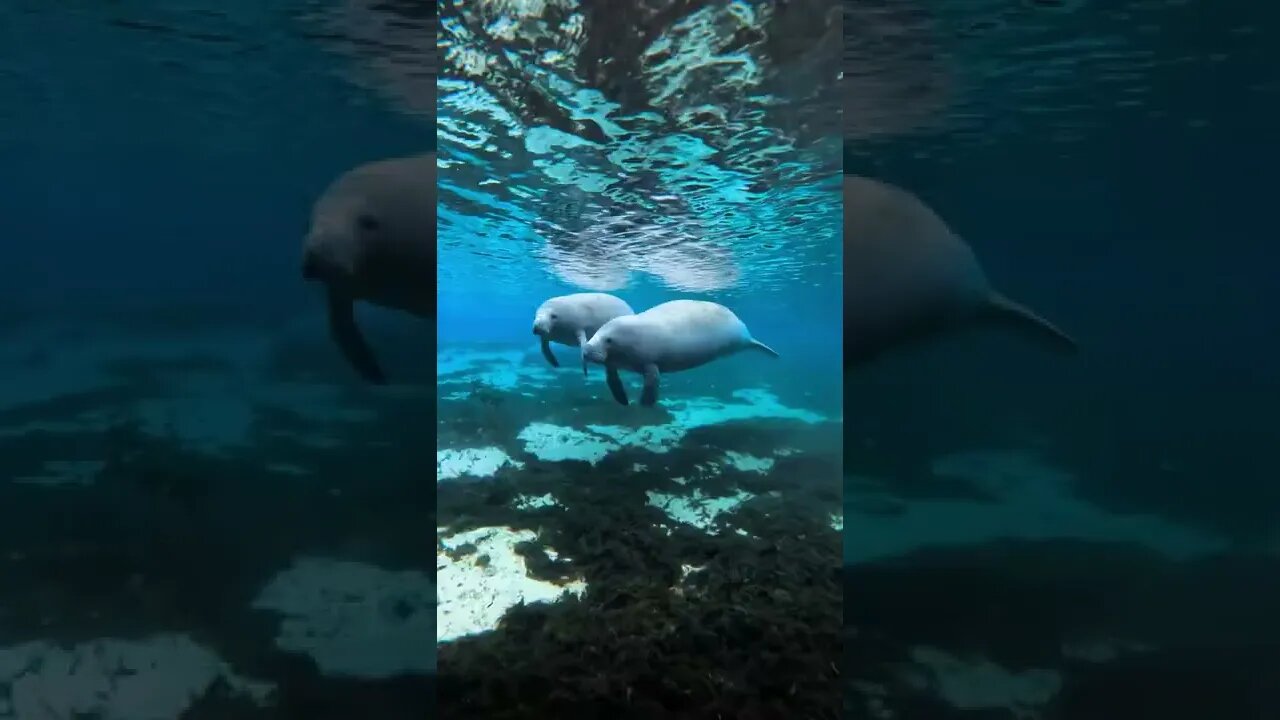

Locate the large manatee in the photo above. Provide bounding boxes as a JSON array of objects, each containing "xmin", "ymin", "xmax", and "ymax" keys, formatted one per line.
[
  {"xmin": 844, "ymin": 175, "xmax": 1077, "ymax": 365},
  {"xmin": 302, "ymin": 153, "xmax": 435, "ymax": 383},
  {"xmin": 584, "ymin": 300, "xmax": 778, "ymax": 407}
]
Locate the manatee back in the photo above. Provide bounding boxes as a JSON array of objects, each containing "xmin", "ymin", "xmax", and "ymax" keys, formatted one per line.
[
  {"xmin": 843, "ymin": 175, "xmax": 989, "ymax": 358},
  {"xmin": 574, "ymin": 293, "xmax": 636, "ymax": 331},
  {"xmin": 640, "ymin": 300, "xmax": 749, "ymax": 367}
]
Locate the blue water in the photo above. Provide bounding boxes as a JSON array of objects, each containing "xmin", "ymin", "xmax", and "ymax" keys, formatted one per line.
[
  {"xmin": 842, "ymin": 2, "xmax": 1280, "ymax": 718},
  {"xmin": 435, "ymin": 2, "xmax": 843, "ymax": 717},
  {"xmin": 0, "ymin": 0, "xmax": 1277, "ymax": 718},
  {"xmin": 1, "ymin": 3, "xmax": 438, "ymax": 718}
]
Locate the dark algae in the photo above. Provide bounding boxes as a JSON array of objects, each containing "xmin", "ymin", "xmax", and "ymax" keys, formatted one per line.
[{"xmin": 437, "ymin": 443, "xmax": 843, "ymax": 720}]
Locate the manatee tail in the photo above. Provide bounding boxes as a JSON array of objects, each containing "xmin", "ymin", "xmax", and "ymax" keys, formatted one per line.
[
  {"xmin": 981, "ymin": 291, "xmax": 1078, "ymax": 355},
  {"xmin": 749, "ymin": 339, "xmax": 780, "ymax": 358}
]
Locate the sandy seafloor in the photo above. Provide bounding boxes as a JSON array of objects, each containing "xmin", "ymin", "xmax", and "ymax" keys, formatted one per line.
[{"xmin": 2, "ymin": 310, "xmax": 1278, "ymax": 720}]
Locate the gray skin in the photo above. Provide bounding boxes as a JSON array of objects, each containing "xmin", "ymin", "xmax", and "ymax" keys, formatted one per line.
[
  {"xmin": 844, "ymin": 175, "xmax": 1078, "ymax": 366},
  {"xmin": 302, "ymin": 153, "xmax": 435, "ymax": 384},
  {"xmin": 583, "ymin": 299, "xmax": 779, "ymax": 407},
  {"xmin": 531, "ymin": 293, "xmax": 635, "ymax": 375}
]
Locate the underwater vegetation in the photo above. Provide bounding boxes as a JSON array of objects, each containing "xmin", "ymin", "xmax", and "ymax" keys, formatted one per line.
[
  {"xmin": 436, "ymin": 0, "xmax": 846, "ymax": 711},
  {"xmin": 436, "ymin": 346, "xmax": 843, "ymax": 718},
  {"xmin": 0, "ymin": 0, "xmax": 1275, "ymax": 717},
  {"xmin": 0, "ymin": 317, "xmax": 436, "ymax": 719}
]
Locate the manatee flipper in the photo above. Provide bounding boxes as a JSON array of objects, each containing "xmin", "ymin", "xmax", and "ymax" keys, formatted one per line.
[
  {"xmin": 577, "ymin": 329, "xmax": 589, "ymax": 377},
  {"xmin": 606, "ymin": 365, "xmax": 629, "ymax": 406},
  {"xmin": 981, "ymin": 291, "xmax": 1078, "ymax": 355},
  {"xmin": 326, "ymin": 287, "xmax": 387, "ymax": 384},
  {"xmin": 640, "ymin": 364, "xmax": 660, "ymax": 407},
  {"xmin": 540, "ymin": 337, "xmax": 560, "ymax": 368},
  {"xmin": 749, "ymin": 339, "xmax": 780, "ymax": 358}
]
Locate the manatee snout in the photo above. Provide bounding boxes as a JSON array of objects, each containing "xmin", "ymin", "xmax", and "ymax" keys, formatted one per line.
[
  {"xmin": 582, "ymin": 341, "xmax": 607, "ymax": 365},
  {"xmin": 301, "ymin": 245, "xmax": 343, "ymax": 284},
  {"xmin": 531, "ymin": 308, "xmax": 552, "ymax": 332},
  {"xmin": 301, "ymin": 230, "xmax": 359, "ymax": 285}
]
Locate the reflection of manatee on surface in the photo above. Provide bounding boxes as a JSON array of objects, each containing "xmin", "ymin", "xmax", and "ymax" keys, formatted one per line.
[
  {"xmin": 537, "ymin": 238, "xmax": 631, "ymax": 292},
  {"xmin": 536, "ymin": 219, "xmax": 741, "ymax": 293},
  {"xmin": 640, "ymin": 241, "xmax": 742, "ymax": 292}
]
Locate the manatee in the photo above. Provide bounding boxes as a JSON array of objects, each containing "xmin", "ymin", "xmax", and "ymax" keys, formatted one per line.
[
  {"xmin": 583, "ymin": 299, "xmax": 778, "ymax": 407},
  {"xmin": 844, "ymin": 175, "xmax": 1077, "ymax": 366},
  {"xmin": 302, "ymin": 153, "xmax": 435, "ymax": 383},
  {"xmin": 531, "ymin": 293, "xmax": 635, "ymax": 375}
]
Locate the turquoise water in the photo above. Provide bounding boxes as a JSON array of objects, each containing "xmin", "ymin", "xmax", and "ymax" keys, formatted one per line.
[
  {"xmin": 0, "ymin": 0, "xmax": 1276, "ymax": 718},
  {"xmin": 435, "ymin": 3, "xmax": 844, "ymax": 716}
]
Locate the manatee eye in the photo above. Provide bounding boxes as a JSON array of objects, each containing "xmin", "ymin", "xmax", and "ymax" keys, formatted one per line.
[
  {"xmin": 605, "ymin": 337, "xmax": 612, "ymax": 344},
  {"xmin": 549, "ymin": 313, "xmax": 558, "ymax": 320},
  {"xmin": 356, "ymin": 213, "xmax": 380, "ymax": 232}
]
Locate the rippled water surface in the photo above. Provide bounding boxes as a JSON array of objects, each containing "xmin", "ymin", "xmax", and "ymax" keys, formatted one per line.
[
  {"xmin": 843, "ymin": 0, "xmax": 1275, "ymax": 158},
  {"xmin": 436, "ymin": 0, "xmax": 843, "ymax": 300},
  {"xmin": 0, "ymin": 0, "xmax": 434, "ymax": 155}
]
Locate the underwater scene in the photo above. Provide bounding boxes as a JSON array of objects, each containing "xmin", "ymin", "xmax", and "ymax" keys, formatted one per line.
[
  {"xmin": 0, "ymin": 1, "xmax": 1277, "ymax": 719},
  {"xmin": 841, "ymin": 0, "xmax": 1279, "ymax": 718},
  {"xmin": 0, "ymin": 2, "xmax": 437, "ymax": 718},
  {"xmin": 435, "ymin": 0, "xmax": 843, "ymax": 717}
]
